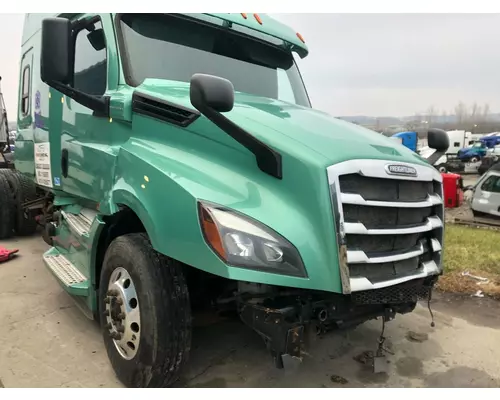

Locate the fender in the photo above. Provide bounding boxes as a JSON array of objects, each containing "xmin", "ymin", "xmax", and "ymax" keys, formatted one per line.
[{"xmin": 96, "ymin": 139, "xmax": 344, "ymax": 293}]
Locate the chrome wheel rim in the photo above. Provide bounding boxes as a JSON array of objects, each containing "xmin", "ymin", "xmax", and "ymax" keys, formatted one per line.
[{"xmin": 104, "ymin": 267, "xmax": 141, "ymax": 360}]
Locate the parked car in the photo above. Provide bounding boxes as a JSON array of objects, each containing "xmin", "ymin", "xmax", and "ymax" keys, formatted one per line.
[{"xmin": 465, "ymin": 163, "xmax": 500, "ymax": 218}]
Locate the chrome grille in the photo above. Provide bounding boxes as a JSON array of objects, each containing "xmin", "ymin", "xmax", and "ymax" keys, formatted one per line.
[{"xmin": 327, "ymin": 159, "xmax": 444, "ymax": 293}]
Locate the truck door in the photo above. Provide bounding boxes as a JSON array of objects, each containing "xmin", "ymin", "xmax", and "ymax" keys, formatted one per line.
[
  {"xmin": 472, "ymin": 172, "xmax": 500, "ymax": 216},
  {"xmin": 57, "ymin": 15, "xmax": 116, "ymax": 202}
]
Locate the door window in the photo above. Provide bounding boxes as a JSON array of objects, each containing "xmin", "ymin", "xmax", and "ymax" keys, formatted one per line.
[
  {"xmin": 480, "ymin": 175, "xmax": 500, "ymax": 193},
  {"xmin": 73, "ymin": 19, "xmax": 107, "ymax": 96},
  {"xmin": 21, "ymin": 65, "xmax": 31, "ymax": 116}
]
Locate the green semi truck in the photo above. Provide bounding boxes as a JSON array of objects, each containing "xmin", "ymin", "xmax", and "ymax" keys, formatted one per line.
[{"xmin": 3, "ymin": 13, "xmax": 449, "ymax": 387}]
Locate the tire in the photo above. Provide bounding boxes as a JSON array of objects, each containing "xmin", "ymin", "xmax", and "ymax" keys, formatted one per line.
[
  {"xmin": 436, "ymin": 164, "xmax": 447, "ymax": 173},
  {"xmin": 0, "ymin": 169, "xmax": 38, "ymax": 236},
  {"xmin": 0, "ymin": 172, "xmax": 16, "ymax": 239},
  {"xmin": 99, "ymin": 233, "xmax": 192, "ymax": 388}
]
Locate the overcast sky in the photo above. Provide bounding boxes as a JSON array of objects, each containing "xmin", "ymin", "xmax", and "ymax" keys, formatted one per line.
[{"xmin": 1, "ymin": 13, "xmax": 499, "ymax": 119}]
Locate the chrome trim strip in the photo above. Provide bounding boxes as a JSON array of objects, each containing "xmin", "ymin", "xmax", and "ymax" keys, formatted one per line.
[
  {"xmin": 349, "ymin": 260, "xmax": 440, "ymax": 292},
  {"xmin": 430, "ymin": 238, "xmax": 442, "ymax": 252},
  {"xmin": 347, "ymin": 243, "xmax": 424, "ymax": 264},
  {"xmin": 329, "ymin": 177, "xmax": 351, "ymax": 294},
  {"xmin": 344, "ymin": 216, "xmax": 442, "ymax": 235},
  {"xmin": 340, "ymin": 193, "xmax": 442, "ymax": 208},
  {"xmin": 327, "ymin": 159, "xmax": 443, "ymax": 184}
]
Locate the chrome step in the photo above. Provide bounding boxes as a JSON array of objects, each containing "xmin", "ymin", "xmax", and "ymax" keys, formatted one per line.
[
  {"xmin": 43, "ymin": 253, "xmax": 87, "ymax": 287},
  {"xmin": 62, "ymin": 209, "xmax": 96, "ymax": 236}
]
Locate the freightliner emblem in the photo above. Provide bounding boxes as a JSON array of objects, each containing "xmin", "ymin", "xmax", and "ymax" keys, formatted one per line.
[{"xmin": 385, "ymin": 164, "xmax": 418, "ymax": 177}]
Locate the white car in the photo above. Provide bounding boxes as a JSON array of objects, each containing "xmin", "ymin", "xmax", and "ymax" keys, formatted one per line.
[{"xmin": 466, "ymin": 164, "xmax": 500, "ymax": 218}]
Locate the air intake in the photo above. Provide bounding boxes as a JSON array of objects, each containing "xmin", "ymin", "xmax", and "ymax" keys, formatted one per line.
[{"xmin": 132, "ymin": 93, "xmax": 200, "ymax": 127}]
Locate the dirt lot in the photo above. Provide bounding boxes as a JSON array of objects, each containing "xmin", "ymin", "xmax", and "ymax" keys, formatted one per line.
[{"xmin": 0, "ymin": 233, "xmax": 499, "ymax": 388}]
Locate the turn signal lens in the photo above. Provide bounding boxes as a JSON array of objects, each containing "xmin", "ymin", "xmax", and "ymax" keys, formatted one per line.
[
  {"xmin": 241, "ymin": 13, "xmax": 248, "ymax": 19},
  {"xmin": 254, "ymin": 13, "xmax": 263, "ymax": 25},
  {"xmin": 199, "ymin": 205, "xmax": 226, "ymax": 260},
  {"xmin": 296, "ymin": 32, "xmax": 305, "ymax": 43}
]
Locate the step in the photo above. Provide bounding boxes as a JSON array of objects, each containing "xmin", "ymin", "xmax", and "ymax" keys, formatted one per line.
[
  {"xmin": 61, "ymin": 209, "xmax": 96, "ymax": 237},
  {"xmin": 43, "ymin": 250, "xmax": 89, "ymax": 296}
]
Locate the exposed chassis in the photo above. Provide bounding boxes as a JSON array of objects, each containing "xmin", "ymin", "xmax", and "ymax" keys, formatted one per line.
[{"xmin": 238, "ymin": 275, "xmax": 438, "ymax": 368}]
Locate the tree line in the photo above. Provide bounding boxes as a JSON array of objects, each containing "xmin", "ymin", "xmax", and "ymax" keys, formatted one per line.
[{"xmin": 405, "ymin": 102, "xmax": 500, "ymax": 133}]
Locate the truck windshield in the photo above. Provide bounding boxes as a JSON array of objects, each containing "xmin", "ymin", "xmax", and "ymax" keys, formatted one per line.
[{"xmin": 117, "ymin": 14, "xmax": 311, "ymax": 108}]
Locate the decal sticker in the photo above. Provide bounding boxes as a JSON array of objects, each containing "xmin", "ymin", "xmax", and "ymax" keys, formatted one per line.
[
  {"xmin": 35, "ymin": 90, "xmax": 41, "ymax": 111},
  {"xmin": 34, "ymin": 142, "xmax": 53, "ymax": 188},
  {"xmin": 34, "ymin": 90, "xmax": 45, "ymax": 129},
  {"xmin": 54, "ymin": 177, "xmax": 61, "ymax": 186}
]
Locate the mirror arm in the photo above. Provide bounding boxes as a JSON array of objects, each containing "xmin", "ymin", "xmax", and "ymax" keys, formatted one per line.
[
  {"xmin": 425, "ymin": 150, "xmax": 445, "ymax": 166},
  {"xmin": 193, "ymin": 103, "xmax": 283, "ymax": 179},
  {"xmin": 47, "ymin": 80, "xmax": 110, "ymax": 117}
]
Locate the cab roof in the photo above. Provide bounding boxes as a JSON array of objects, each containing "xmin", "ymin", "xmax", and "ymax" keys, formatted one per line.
[{"xmin": 23, "ymin": 13, "xmax": 309, "ymax": 58}]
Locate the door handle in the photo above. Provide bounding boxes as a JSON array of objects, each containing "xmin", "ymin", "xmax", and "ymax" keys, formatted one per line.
[{"xmin": 61, "ymin": 149, "xmax": 69, "ymax": 178}]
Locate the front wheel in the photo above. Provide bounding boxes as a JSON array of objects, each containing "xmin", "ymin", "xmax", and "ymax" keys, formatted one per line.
[{"xmin": 99, "ymin": 233, "xmax": 192, "ymax": 388}]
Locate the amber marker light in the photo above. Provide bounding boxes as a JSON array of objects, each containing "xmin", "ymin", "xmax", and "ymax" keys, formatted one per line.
[
  {"xmin": 254, "ymin": 14, "xmax": 263, "ymax": 25},
  {"xmin": 199, "ymin": 204, "xmax": 226, "ymax": 260}
]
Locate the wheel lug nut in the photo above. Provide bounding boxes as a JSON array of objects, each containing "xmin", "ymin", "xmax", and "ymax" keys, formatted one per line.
[
  {"xmin": 116, "ymin": 298, "xmax": 123, "ymax": 305},
  {"xmin": 117, "ymin": 325, "xmax": 125, "ymax": 333},
  {"xmin": 105, "ymin": 323, "xmax": 112, "ymax": 330},
  {"xmin": 107, "ymin": 289, "xmax": 118, "ymax": 296},
  {"xmin": 104, "ymin": 297, "xmax": 110, "ymax": 304},
  {"xmin": 103, "ymin": 310, "xmax": 110, "ymax": 316},
  {"xmin": 118, "ymin": 313, "xmax": 126, "ymax": 320}
]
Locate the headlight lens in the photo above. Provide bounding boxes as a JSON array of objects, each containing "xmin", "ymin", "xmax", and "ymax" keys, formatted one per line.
[{"xmin": 198, "ymin": 201, "xmax": 307, "ymax": 278}]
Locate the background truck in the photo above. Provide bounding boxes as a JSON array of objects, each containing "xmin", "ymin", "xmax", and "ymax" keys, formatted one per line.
[
  {"xmin": 391, "ymin": 130, "xmax": 461, "ymax": 173},
  {"xmin": 456, "ymin": 134, "xmax": 500, "ymax": 163},
  {"xmin": 1, "ymin": 13, "xmax": 449, "ymax": 387}
]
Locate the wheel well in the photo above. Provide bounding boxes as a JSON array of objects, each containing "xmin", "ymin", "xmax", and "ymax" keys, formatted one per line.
[
  {"xmin": 94, "ymin": 206, "xmax": 146, "ymax": 289},
  {"xmin": 93, "ymin": 206, "xmax": 235, "ymax": 309}
]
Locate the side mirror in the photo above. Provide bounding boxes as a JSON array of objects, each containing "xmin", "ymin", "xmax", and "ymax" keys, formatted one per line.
[
  {"xmin": 190, "ymin": 74, "xmax": 234, "ymax": 113},
  {"xmin": 41, "ymin": 17, "xmax": 72, "ymax": 84},
  {"xmin": 427, "ymin": 128, "xmax": 450, "ymax": 153}
]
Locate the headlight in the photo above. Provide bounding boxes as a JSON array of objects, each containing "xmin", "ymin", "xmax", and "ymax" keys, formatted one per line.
[{"xmin": 198, "ymin": 201, "xmax": 307, "ymax": 278}]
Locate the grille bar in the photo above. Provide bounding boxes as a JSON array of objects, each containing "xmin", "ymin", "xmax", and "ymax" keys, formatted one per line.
[
  {"xmin": 350, "ymin": 260, "xmax": 439, "ymax": 291},
  {"xmin": 341, "ymin": 193, "xmax": 442, "ymax": 208},
  {"xmin": 344, "ymin": 215, "xmax": 443, "ymax": 235},
  {"xmin": 347, "ymin": 242, "xmax": 424, "ymax": 264}
]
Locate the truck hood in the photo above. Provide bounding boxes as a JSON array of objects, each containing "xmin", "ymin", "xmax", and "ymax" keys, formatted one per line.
[{"xmin": 134, "ymin": 80, "xmax": 427, "ymax": 167}]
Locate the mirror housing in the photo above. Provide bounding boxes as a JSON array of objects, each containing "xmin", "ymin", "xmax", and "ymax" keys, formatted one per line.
[
  {"xmin": 39, "ymin": 17, "xmax": 109, "ymax": 117},
  {"xmin": 427, "ymin": 128, "xmax": 449, "ymax": 153},
  {"xmin": 190, "ymin": 73, "xmax": 234, "ymax": 113},
  {"xmin": 40, "ymin": 17, "xmax": 72, "ymax": 85}
]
